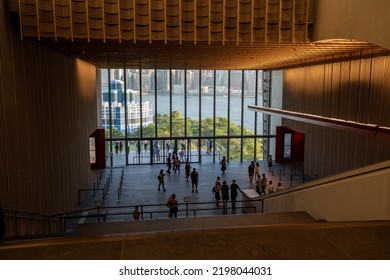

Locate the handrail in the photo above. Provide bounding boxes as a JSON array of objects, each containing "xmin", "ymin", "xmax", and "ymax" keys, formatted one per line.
[{"xmin": 47, "ymin": 200, "xmax": 256, "ymax": 233}]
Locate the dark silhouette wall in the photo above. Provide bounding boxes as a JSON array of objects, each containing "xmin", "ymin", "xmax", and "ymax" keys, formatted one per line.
[{"xmin": 0, "ymin": 0, "xmax": 98, "ymax": 235}]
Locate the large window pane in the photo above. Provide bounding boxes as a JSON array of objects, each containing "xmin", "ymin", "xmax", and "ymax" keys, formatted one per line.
[
  {"xmin": 243, "ymin": 138, "xmax": 255, "ymax": 161},
  {"xmin": 156, "ymin": 69, "xmax": 169, "ymax": 137},
  {"xmin": 229, "ymin": 138, "xmax": 241, "ymax": 162},
  {"xmin": 201, "ymin": 70, "xmax": 214, "ymax": 137},
  {"xmin": 101, "ymin": 69, "xmax": 109, "ymax": 137},
  {"xmin": 101, "ymin": 67, "xmax": 273, "ymax": 165},
  {"xmin": 229, "ymin": 70, "xmax": 242, "ymax": 136},
  {"xmin": 215, "ymin": 138, "xmax": 227, "ymax": 162},
  {"xmin": 256, "ymin": 70, "xmax": 264, "ymax": 135},
  {"xmin": 243, "ymin": 70, "xmax": 256, "ymax": 135},
  {"xmin": 215, "ymin": 70, "xmax": 228, "ymax": 136},
  {"xmin": 109, "ymin": 69, "xmax": 125, "ymax": 138},
  {"xmin": 187, "ymin": 70, "xmax": 200, "ymax": 137},
  {"xmin": 141, "ymin": 69, "xmax": 156, "ymax": 137},
  {"xmin": 172, "ymin": 70, "xmax": 185, "ymax": 137},
  {"xmin": 126, "ymin": 69, "xmax": 140, "ymax": 138}
]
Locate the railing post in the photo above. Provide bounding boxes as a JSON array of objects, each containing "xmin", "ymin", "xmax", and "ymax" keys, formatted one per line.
[
  {"xmin": 279, "ymin": 168, "xmax": 282, "ymax": 181},
  {"xmin": 186, "ymin": 202, "xmax": 189, "ymax": 218}
]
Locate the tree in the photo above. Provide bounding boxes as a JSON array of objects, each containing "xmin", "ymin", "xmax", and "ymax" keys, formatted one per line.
[{"xmin": 116, "ymin": 111, "xmax": 261, "ymax": 162}]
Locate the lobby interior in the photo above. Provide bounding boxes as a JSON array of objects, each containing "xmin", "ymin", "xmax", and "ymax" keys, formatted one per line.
[{"xmin": 1, "ymin": 0, "xmax": 390, "ymax": 259}]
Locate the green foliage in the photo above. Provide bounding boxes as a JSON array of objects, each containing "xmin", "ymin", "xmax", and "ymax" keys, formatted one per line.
[{"xmin": 111, "ymin": 111, "xmax": 260, "ymax": 162}]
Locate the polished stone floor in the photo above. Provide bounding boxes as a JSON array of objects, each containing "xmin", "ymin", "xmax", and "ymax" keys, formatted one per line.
[{"xmin": 74, "ymin": 160, "xmax": 307, "ymax": 225}]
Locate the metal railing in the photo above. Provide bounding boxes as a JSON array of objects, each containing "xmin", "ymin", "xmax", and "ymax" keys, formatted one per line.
[{"xmin": 51, "ymin": 200, "xmax": 257, "ymax": 233}]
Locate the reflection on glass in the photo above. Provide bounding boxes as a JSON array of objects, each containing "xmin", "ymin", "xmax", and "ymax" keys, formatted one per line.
[
  {"xmin": 89, "ymin": 137, "xmax": 96, "ymax": 164},
  {"xmin": 284, "ymin": 133, "xmax": 292, "ymax": 158}
]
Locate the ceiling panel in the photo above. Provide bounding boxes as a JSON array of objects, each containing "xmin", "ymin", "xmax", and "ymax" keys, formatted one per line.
[{"xmin": 15, "ymin": 0, "xmax": 390, "ymax": 69}]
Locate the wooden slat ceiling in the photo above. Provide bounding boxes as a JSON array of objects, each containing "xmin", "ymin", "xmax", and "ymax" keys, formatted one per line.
[{"xmin": 17, "ymin": 0, "xmax": 390, "ymax": 70}]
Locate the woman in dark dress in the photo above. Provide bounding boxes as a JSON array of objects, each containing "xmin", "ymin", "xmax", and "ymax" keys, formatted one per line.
[{"xmin": 220, "ymin": 156, "xmax": 227, "ymax": 173}]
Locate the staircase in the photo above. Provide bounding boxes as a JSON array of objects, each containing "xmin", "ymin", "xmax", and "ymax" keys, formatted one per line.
[{"xmin": 1, "ymin": 211, "xmax": 389, "ymax": 260}]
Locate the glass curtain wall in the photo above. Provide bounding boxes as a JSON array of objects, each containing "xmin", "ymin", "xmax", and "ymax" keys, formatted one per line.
[{"xmin": 101, "ymin": 68, "xmax": 270, "ymax": 166}]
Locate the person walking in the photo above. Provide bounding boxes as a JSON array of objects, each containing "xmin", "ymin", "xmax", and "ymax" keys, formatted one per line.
[
  {"xmin": 229, "ymin": 180, "xmax": 241, "ymax": 209},
  {"xmin": 166, "ymin": 194, "xmax": 178, "ymax": 218},
  {"xmin": 157, "ymin": 169, "xmax": 167, "ymax": 192},
  {"xmin": 260, "ymin": 173, "xmax": 267, "ymax": 195},
  {"xmin": 221, "ymin": 181, "xmax": 229, "ymax": 208},
  {"xmin": 190, "ymin": 168, "xmax": 199, "ymax": 193}
]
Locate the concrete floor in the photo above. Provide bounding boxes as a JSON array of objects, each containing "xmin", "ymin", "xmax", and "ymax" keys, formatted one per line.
[{"xmin": 1, "ymin": 160, "xmax": 389, "ymax": 260}]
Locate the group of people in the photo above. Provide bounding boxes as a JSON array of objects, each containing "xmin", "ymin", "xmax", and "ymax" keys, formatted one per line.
[
  {"xmin": 212, "ymin": 177, "xmax": 242, "ymax": 208},
  {"xmin": 131, "ymin": 154, "xmax": 280, "ymax": 220}
]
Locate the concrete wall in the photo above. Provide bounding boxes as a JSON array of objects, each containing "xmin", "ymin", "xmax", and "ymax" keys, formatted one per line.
[
  {"xmin": 283, "ymin": 54, "xmax": 390, "ymax": 178},
  {"xmin": 264, "ymin": 161, "xmax": 390, "ymax": 221},
  {"xmin": 312, "ymin": 0, "xmax": 390, "ymax": 49},
  {"xmin": 0, "ymin": 1, "xmax": 97, "ymax": 221}
]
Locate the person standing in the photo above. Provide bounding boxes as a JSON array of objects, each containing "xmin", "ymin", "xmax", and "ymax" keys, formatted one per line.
[
  {"xmin": 260, "ymin": 173, "xmax": 267, "ymax": 195},
  {"xmin": 190, "ymin": 168, "xmax": 199, "ymax": 193},
  {"xmin": 166, "ymin": 194, "xmax": 178, "ymax": 218},
  {"xmin": 268, "ymin": 155, "xmax": 273, "ymax": 173},
  {"xmin": 184, "ymin": 158, "xmax": 191, "ymax": 182},
  {"xmin": 166, "ymin": 154, "xmax": 172, "ymax": 174},
  {"xmin": 267, "ymin": 180, "xmax": 274, "ymax": 193},
  {"xmin": 174, "ymin": 156, "xmax": 181, "ymax": 174},
  {"xmin": 255, "ymin": 162, "xmax": 260, "ymax": 178},
  {"xmin": 158, "ymin": 169, "xmax": 167, "ymax": 192},
  {"xmin": 212, "ymin": 181, "xmax": 222, "ymax": 207},
  {"xmin": 254, "ymin": 174, "xmax": 261, "ymax": 195},
  {"xmin": 221, "ymin": 181, "xmax": 229, "ymax": 208},
  {"xmin": 220, "ymin": 156, "xmax": 227, "ymax": 174},
  {"xmin": 248, "ymin": 161, "xmax": 255, "ymax": 182},
  {"xmin": 229, "ymin": 180, "xmax": 241, "ymax": 209},
  {"xmin": 132, "ymin": 206, "xmax": 141, "ymax": 220}
]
